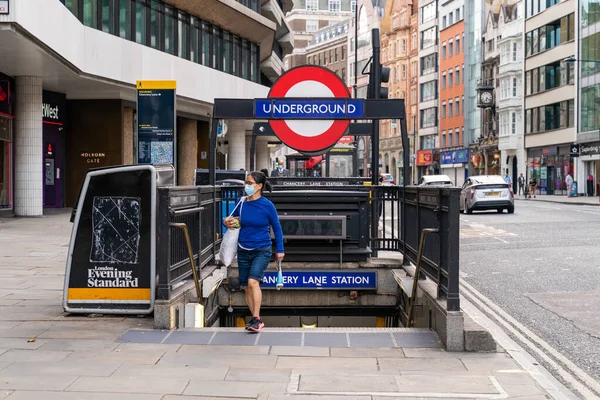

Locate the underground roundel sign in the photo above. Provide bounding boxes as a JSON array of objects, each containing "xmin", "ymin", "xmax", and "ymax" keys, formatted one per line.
[{"xmin": 255, "ymin": 66, "xmax": 363, "ymax": 155}]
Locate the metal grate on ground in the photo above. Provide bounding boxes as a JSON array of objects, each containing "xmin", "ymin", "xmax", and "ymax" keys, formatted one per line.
[{"xmin": 120, "ymin": 328, "xmax": 441, "ymax": 348}]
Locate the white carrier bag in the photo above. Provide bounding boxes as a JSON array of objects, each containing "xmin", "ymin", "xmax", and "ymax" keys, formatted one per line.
[{"xmin": 219, "ymin": 198, "xmax": 245, "ymax": 267}]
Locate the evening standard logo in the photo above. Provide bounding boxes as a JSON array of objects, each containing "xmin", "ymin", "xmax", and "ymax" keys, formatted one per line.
[{"xmin": 88, "ymin": 266, "xmax": 139, "ymax": 288}]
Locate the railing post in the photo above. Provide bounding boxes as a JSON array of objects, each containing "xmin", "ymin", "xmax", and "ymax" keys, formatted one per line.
[
  {"xmin": 444, "ymin": 188, "xmax": 461, "ymax": 311},
  {"xmin": 155, "ymin": 188, "xmax": 171, "ymax": 300}
]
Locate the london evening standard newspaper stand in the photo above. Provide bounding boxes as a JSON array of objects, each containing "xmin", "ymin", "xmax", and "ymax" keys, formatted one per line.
[{"xmin": 63, "ymin": 164, "xmax": 174, "ymax": 314}]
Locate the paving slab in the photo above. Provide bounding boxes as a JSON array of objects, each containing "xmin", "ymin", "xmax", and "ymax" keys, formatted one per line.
[
  {"xmin": 459, "ymin": 353, "xmax": 521, "ymax": 372},
  {"xmin": 210, "ymin": 331, "xmax": 259, "ymax": 346},
  {"xmin": 65, "ymin": 349, "xmax": 165, "ymax": 365},
  {"xmin": 39, "ymin": 339, "xmax": 118, "ymax": 352},
  {"xmin": 113, "ymin": 364, "xmax": 229, "ymax": 381},
  {"xmin": 330, "ymin": 347, "xmax": 405, "ymax": 358},
  {"xmin": 270, "ymin": 396, "xmax": 371, "ymax": 400},
  {"xmin": 159, "ymin": 353, "xmax": 278, "ymax": 369},
  {"xmin": 276, "ymin": 356, "xmax": 378, "ymax": 371},
  {"xmin": 303, "ymin": 333, "xmax": 348, "ymax": 347},
  {"xmin": 66, "ymin": 376, "xmax": 189, "ymax": 395},
  {"xmin": 401, "ymin": 348, "xmax": 465, "ymax": 358},
  {"xmin": 163, "ymin": 330, "xmax": 214, "ymax": 345},
  {"xmin": 269, "ymin": 346, "xmax": 330, "ymax": 357},
  {"xmin": 299, "ymin": 373, "xmax": 399, "ymax": 392},
  {"xmin": 184, "ymin": 380, "xmax": 288, "ymax": 398},
  {"xmin": 0, "ymin": 361, "xmax": 119, "ymax": 377},
  {"xmin": 226, "ymin": 368, "xmax": 291, "ymax": 383},
  {"xmin": 392, "ymin": 332, "xmax": 441, "ymax": 348},
  {"xmin": 257, "ymin": 332, "xmax": 302, "ymax": 346},
  {"xmin": 501, "ymin": 383, "xmax": 548, "ymax": 398},
  {"xmin": 114, "ymin": 342, "xmax": 182, "ymax": 352},
  {"xmin": 348, "ymin": 332, "xmax": 395, "ymax": 348},
  {"xmin": 377, "ymin": 357, "xmax": 467, "ymax": 373},
  {"xmin": 178, "ymin": 344, "xmax": 270, "ymax": 355},
  {"xmin": 3, "ymin": 392, "xmax": 163, "ymax": 400},
  {"xmin": 0, "ymin": 338, "xmax": 48, "ymax": 350},
  {"xmin": 0, "ymin": 374, "xmax": 78, "ymax": 391},
  {"xmin": 163, "ymin": 396, "xmax": 254, "ymax": 400},
  {"xmin": 0, "ymin": 349, "xmax": 71, "ymax": 363},
  {"xmin": 395, "ymin": 374, "xmax": 500, "ymax": 395},
  {"xmin": 120, "ymin": 329, "xmax": 169, "ymax": 344}
]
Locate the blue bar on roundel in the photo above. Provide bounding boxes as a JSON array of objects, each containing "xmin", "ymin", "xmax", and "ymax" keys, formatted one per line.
[{"xmin": 255, "ymin": 99, "xmax": 364, "ymax": 119}]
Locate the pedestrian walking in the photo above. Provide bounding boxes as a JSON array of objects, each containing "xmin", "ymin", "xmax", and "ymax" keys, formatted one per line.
[
  {"xmin": 528, "ymin": 177, "xmax": 537, "ymax": 198},
  {"xmin": 517, "ymin": 173, "xmax": 525, "ymax": 196},
  {"xmin": 504, "ymin": 172, "xmax": 512, "ymax": 186},
  {"xmin": 270, "ymin": 162, "xmax": 290, "ymax": 177},
  {"xmin": 223, "ymin": 171, "xmax": 285, "ymax": 333},
  {"xmin": 565, "ymin": 172, "xmax": 574, "ymax": 197}
]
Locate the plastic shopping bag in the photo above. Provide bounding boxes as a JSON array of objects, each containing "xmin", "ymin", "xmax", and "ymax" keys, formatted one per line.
[
  {"xmin": 219, "ymin": 228, "xmax": 240, "ymax": 267},
  {"xmin": 218, "ymin": 198, "xmax": 245, "ymax": 267}
]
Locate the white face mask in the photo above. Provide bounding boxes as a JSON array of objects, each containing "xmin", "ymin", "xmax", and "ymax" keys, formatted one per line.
[{"xmin": 278, "ymin": 166, "xmax": 283, "ymax": 171}]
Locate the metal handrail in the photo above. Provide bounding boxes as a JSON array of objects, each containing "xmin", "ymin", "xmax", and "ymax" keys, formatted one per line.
[
  {"xmin": 406, "ymin": 228, "xmax": 439, "ymax": 328},
  {"xmin": 169, "ymin": 223, "xmax": 202, "ymax": 303}
]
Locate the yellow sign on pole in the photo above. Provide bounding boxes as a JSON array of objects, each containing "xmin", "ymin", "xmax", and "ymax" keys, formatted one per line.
[{"xmin": 136, "ymin": 80, "xmax": 177, "ymax": 90}]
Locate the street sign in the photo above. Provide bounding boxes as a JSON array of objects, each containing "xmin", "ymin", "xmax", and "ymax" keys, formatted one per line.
[
  {"xmin": 255, "ymin": 66, "xmax": 357, "ymax": 155},
  {"xmin": 136, "ymin": 80, "xmax": 176, "ymax": 166},
  {"xmin": 570, "ymin": 143, "xmax": 580, "ymax": 157},
  {"xmin": 261, "ymin": 271, "xmax": 377, "ymax": 290}
]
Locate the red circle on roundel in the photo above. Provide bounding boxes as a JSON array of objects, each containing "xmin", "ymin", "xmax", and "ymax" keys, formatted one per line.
[{"xmin": 268, "ymin": 66, "xmax": 351, "ymax": 154}]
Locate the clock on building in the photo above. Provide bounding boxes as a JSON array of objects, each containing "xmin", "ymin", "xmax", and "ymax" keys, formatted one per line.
[{"xmin": 477, "ymin": 88, "xmax": 494, "ymax": 108}]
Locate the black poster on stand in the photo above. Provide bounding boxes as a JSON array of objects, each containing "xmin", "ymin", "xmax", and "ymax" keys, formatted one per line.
[{"xmin": 136, "ymin": 81, "xmax": 176, "ymax": 167}]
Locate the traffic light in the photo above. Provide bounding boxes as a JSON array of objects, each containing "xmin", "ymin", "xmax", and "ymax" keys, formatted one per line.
[{"xmin": 367, "ymin": 62, "xmax": 390, "ymax": 99}]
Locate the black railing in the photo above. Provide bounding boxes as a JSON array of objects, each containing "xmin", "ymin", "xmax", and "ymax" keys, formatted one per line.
[
  {"xmin": 155, "ymin": 181, "xmax": 460, "ymax": 312},
  {"xmin": 156, "ymin": 186, "xmax": 221, "ymax": 300}
]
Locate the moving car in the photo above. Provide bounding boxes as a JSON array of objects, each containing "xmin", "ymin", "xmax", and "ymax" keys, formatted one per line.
[
  {"xmin": 460, "ymin": 175, "xmax": 514, "ymax": 214},
  {"xmin": 418, "ymin": 175, "xmax": 454, "ymax": 187},
  {"xmin": 379, "ymin": 173, "xmax": 395, "ymax": 185}
]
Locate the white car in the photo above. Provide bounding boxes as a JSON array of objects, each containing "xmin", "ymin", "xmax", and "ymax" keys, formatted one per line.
[
  {"xmin": 460, "ymin": 175, "xmax": 515, "ymax": 214},
  {"xmin": 418, "ymin": 175, "xmax": 454, "ymax": 187}
]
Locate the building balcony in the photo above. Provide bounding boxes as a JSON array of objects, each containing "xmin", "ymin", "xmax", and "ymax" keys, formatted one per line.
[
  {"xmin": 498, "ymin": 61, "xmax": 522, "ymax": 76},
  {"xmin": 498, "ymin": 97, "xmax": 522, "ymax": 110},
  {"xmin": 499, "ymin": 134, "xmax": 522, "ymax": 151},
  {"xmin": 261, "ymin": 50, "xmax": 285, "ymax": 81},
  {"xmin": 165, "ymin": 0, "xmax": 277, "ymax": 62}
]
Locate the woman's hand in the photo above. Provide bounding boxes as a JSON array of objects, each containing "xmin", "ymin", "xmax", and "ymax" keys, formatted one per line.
[
  {"xmin": 276, "ymin": 253, "xmax": 285, "ymax": 262},
  {"xmin": 223, "ymin": 217, "xmax": 239, "ymax": 229}
]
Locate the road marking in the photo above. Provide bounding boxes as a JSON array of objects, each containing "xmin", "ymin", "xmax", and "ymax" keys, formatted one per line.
[
  {"xmin": 561, "ymin": 268, "xmax": 571, "ymax": 271},
  {"xmin": 461, "ymin": 279, "xmax": 600, "ymax": 399},
  {"xmin": 534, "ymin": 258, "xmax": 543, "ymax": 261},
  {"xmin": 526, "ymin": 270, "xmax": 535, "ymax": 273},
  {"xmin": 494, "ymin": 237, "xmax": 509, "ymax": 244},
  {"xmin": 491, "ymin": 271, "xmax": 501, "ymax": 274}
]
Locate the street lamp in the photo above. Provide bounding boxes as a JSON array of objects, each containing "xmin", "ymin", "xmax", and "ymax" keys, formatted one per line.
[{"xmin": 564, "ymin": 57, "xmax": 600, "ymax": 201}]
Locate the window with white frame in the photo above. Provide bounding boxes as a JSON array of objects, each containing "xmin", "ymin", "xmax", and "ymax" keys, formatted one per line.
[
  {"xmin": 306, "ymin": 0, "xmax": 318, "ymax": 11},
  {"xmin": 306, "ymin": 20, "xmax": 318, "ymax": 32},
  {"xmin": 402, "ymin": 64, "xmax": 406, "ymax": 80},
  {"xmin": 448, "ymin": 129, "xmax": 453, "ymax": 146},
  {"xmin": 441, "ymin": 131, "xmax": 446, "ymax": 147},
  {"xmin": 448, "ymin": 39, "xmax": 453, "ymax": 56},
  {"xmin": 442, "ymin": 101, "xmax": 447, "ymax": 118},
  {"xmin": 455, "ymin": 97, "xmax": 460, "ymax": 115},
  {"xmin": 512, "ymin": 42, "xmax": 518, "ymax": 61},
  {"xmin": 512, "ymin": 77, "xmax": 517, "ymax": 97},
  {"xmin": 402, "ymin": 39, "xmax": 406, "ymax": 53},
  {"xmin": 512, "ymin": 112, "xmax": 516, "ymax": 134},
  {"xmin": 351, "ymin": 0, "xmax": 357, "ymax": 14},
  {"xmin": 328, "ymin": 0, "xmax": 341, "ymax": 12}
]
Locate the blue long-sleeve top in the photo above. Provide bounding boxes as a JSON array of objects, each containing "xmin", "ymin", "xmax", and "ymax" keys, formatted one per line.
[{"xmin": 230, "ymin": 196, "xmax": 284, "ymax": 253}]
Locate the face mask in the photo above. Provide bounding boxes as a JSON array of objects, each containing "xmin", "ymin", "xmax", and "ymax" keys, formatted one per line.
[
  {"xmin": 278, "ymin": 166, "xmax": 283, "ymax": 171},
  {"xmin": 245, "ymin": 184, "xmax": 257, "ymax": 196}
]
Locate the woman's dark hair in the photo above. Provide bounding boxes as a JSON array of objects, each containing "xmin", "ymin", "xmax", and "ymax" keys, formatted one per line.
[
  {"xmin": 249, "ymin": 171, "xmax": 272, "ymax": 193},
  {"xmin": 260, "ymin": 168, "xmax": 269, "ymax": 177}
]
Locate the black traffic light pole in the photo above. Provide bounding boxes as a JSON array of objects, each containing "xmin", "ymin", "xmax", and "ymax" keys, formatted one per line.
[{"xmin": 370, "ymin": 29, "xmax": 382, "ymax": 187}]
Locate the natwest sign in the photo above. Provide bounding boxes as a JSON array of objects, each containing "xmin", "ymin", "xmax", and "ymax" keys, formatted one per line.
[
  {"xmin": 0, "ymin": 1, "xmax": 9, "ymax": 15},
  {"xmin": 42, "ymin": 103, "xmax": 60, "ymax": 120}
]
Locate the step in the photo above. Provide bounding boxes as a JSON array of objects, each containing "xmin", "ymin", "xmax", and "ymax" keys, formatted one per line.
[{"xmin": 121, "ymin": 327, "xmax": 441, "ymax": 348}]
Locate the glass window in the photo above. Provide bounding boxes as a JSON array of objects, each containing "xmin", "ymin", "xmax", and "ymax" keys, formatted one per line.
[
  {"xmin": 513, "ymin": 77, "xmax": 517, "ymax": 96},
  {"xmin": 420, "ymin": 81, "xmax": 437, "ymax": 102},
  {"xmin": 84, "ymin": 0, "xmax": 98, "ymax": 29},
  {"xmin": 448, "ymin": 40, "xmax": 453, "ymax": 56},
  {"xmin": 306, "ymin": 20, "xmax": 318, "ymax": 32},
  {"xmin": 448, "ymin": 130, "xmax": 453, "ymax": 146},
  {"xmin": 441, "ymin": 131, "xmax": 446, "ymax": 147},
  {"xmin": 119, "ymin": 0, "xmax": 132, "ymax": 40},
  {"xmin": 421, "ymin": 27, "xmax": 437, "ymax": 50},
  {"xmin": 190, "ymin": 17, "xmax": 200, "ymax": 63},
  {"xmin": 455, "ymin": 97, "xmax": 460, "ymax": 115},
  {"xmin": 512, "ymin": 42, "xmax": 517, "ymax": 61},
  {"xmin": 420, "ymin": 107, "xmax": 437, "ymax": 128},
  {"xmin": 329, "ymin": 0, "xmax": 341, "ymax": 12},
  {"xmin": 525, "ymin": 70, "xmax": 532, "ymax": 95},
  {"xmin": 421, "ymin": 2, "xmax": 436, "ymax": 23},
  {"xmin": 442, "ymin": 43, "xmax": 446, "ymax": 59},
  {"xmin": 442, "ymin": 102, "xmax": 447, "ymax": 118},
  {"xmin": 101, "ymin": 0, "xmax": 114, "ymax": 34},
  {"xmin": 442, "ymin": 72, "xmax": 447, "ymax": 89},
  {"xmin": 241, "ymin": 39, "xmax": 249, "ymax": 79},
  {"xmin": 150, "ymin": 0, "xmax": 161, "ymax": 49},
  {"xmin": 512, "ymin": 112, "xmax": 516, "ymax": 134},
  {"xmin": 164, "ymin": 5, "xmax": 176, "ymax": 55},
  {"xmin": 306, "ymin": 0, "xmax": 318, "ymax": 11},
  {"xmin": 223, "ymin": 32, "xmax": 232, "ymax": 73},
  {"xmin": 525, "ymin": 109, "xmax": 532, "ymax": 133},
  {"xmin": 65, "ymin": 0, "xmax": 80, "ymax": 17},
  {"xmin": 420, "ymin": 53, "xmax": 437, "ymax": 75},
  {"xmin": 213, "ymin": 26, "xmax": 222, "ymax": 70},
  {"xmin": 582, "ymin": 32, "xmax": 600, "ymax": 77},
  {"xmin": 448, "ymin": 71, "xmax": 453, "ymax": 87},
  {"xmin": 448, "ymin": 100, "xmax": 453, "ymax": 117},
  {"xmin": 202, "ymin": 22, "xmax": 211, "ymax": 67},
  {"xmin": 251, "ymin": 42, "xmax": 258, "ymax": 82},
  {"xmin": 456, "ymin": 67, "xmax": 460, "ymax": 85},
  {"xmin": 454, "ymin": 128, "xmax": 460, "ymax": 146},
  {"xmin": 135, "ymin": 0, "xmax": 146, "ymax": 45},
  {"xmin": 583, "ymin": 0, "xmax": 600, "ymax": 27},
  {"xmin": 178, "ymin": 12, "xmax": 189, "ymax": 59},
  {"xmin": 456, "ymin": 36, "xmax": 460, "ymax": 54}
]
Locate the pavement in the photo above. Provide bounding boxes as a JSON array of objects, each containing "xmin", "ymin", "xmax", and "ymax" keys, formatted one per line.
[
  {"xmin": 514, "ymin": 194, "xmax": 600, "ymax": 206},
  {"xmin": 0, "ymin": 209, "xmax": 577, "ymax": 400},
  {"xmin": 460, "ymin": 201, "xmax": 600, "ymax": 398}
]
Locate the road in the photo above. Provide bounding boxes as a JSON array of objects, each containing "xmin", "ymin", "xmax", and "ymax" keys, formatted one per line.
[{"xmin": 459, "ymin": 199, "xmax": 600, "ymax": 398}]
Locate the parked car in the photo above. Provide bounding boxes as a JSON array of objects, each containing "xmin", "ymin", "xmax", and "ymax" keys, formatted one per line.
[
  {"xmin": 460, "ymin": 175, "xmax": 514, "ymax": 214},
  {"xmin": 379, "ymin": 173, "xmax": 395, "ymax": 185},
  {"xmin": 418, "ymin": 175, "xmax": 454, "ymax": 187}
]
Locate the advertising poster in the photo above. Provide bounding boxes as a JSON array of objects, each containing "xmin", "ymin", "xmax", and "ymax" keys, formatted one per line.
[{"xmin": 136, "ymin": 81, "xmax": 176, "ymax": 166}]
